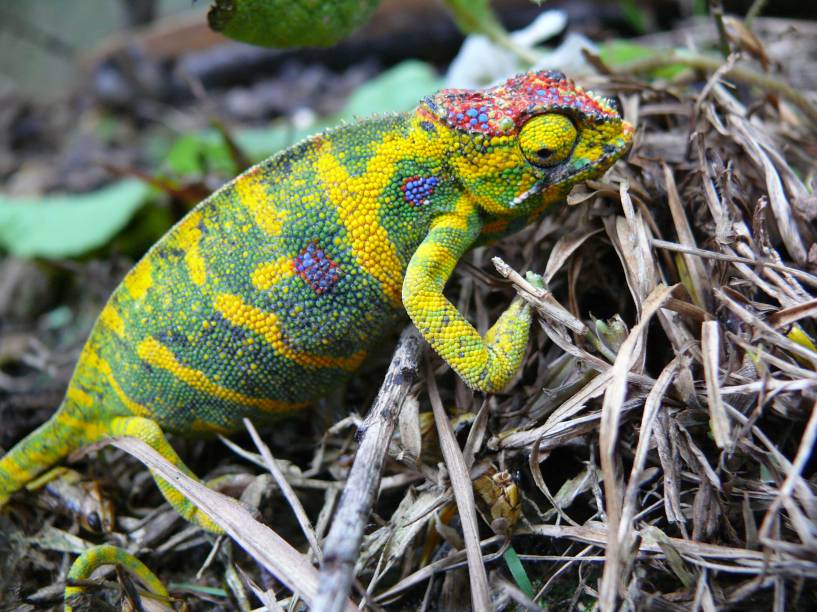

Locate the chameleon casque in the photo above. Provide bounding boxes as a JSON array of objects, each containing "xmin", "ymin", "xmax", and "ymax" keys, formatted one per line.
[{"xmin": 0, "ymin": 70, "xmax": 632, "ymax": 604}]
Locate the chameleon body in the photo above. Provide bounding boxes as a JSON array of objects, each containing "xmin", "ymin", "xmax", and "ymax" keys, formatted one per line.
[{"xmin": 0, "ymin": 71, "xmax": 631, "ymax": 605}]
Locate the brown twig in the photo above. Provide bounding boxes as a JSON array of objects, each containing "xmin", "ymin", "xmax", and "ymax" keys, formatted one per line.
[{"xmin": 314, "ymin": 326, "xmax": 423, "ymax": 612}]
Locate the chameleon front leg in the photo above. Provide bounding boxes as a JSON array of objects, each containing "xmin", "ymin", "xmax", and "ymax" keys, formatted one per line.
[
  {"xmin": 402, "ymin": 209, "xmax": 534, "ymax": 393},
  {"xmin": 109, "ymin": 416, "xmax": 223, "ymax": 534},
  {"xmin": 64, "ymin": 544, "xmax": 169, "ymax": 612}
]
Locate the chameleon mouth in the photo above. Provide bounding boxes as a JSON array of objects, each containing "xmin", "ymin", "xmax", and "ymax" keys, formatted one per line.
[
  {"xmin": 509, "ymin": 181, "xmax": 545, "ymax": 208},
  {"xmin": 554, "ymin": 122, "xmax": 633, "ymax": 181}
]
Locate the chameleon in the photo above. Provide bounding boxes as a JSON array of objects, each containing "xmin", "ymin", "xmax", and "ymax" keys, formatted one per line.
[{"xmin": 0, "ymin": 70, "xmax": 632, "ymax": 606}]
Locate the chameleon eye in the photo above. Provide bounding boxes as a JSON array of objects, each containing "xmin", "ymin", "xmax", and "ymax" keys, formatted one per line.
[
  {"xmin": 86, "ymin": 511, "xmax": 102, "ymax": 532},
  {"xmin": 518, "ymin": 114, "xmax": 577, "ymax": 168}
]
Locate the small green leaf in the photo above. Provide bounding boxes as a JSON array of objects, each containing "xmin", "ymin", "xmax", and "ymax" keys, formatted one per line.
[
  {"xmin": 208, "ymin": 0, "xmax": 381, "ymax": 48},
  {"xmin": 168, "ymin": 582, "xmax": 229, "ymax": 597},
  {"xmin": 598, "ymin": 40, "xmax": 656, "ymax": 65},
  {"xmin": 503, "ymin": 545, "xmax": 535, "ymax": 599},
  {"xmin": 165, "ymin": 132, "xmax": 237, "ymax": 176},
  {"xmin": 597, "ymin": 41, "xmax": 688, "ymax": 80},
  {"xmin": 0, "ymin": 180, "xmax": 151, "ymax": 258}
]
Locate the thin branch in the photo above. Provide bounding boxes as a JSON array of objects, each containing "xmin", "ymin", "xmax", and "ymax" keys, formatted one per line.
[
  {"xmin": 314, "ymin": 326, "xmax": 423, "ymax": 612},
  {"xmin": 243, "ymin": 418, "xmax": 322, "ymax": 561}
]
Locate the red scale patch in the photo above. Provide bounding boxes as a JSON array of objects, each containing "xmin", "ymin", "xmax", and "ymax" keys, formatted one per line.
[{"xmin": 421, "ymin": 70, "xmax": 619, "ymax": 136}]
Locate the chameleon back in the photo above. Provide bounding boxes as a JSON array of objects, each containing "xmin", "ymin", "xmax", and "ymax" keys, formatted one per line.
[{"xmin": 63, "ymin": 113, "xmax": 457, "ymax": 435}]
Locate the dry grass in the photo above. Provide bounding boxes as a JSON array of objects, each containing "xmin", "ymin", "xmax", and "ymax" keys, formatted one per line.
[{"xmin": 475, "ymin": 55, "xmax": 816, "ymax": 608}]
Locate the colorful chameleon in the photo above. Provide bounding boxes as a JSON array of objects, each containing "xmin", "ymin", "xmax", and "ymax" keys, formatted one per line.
[{"xmin": 0, "ymin": 70, "xmax": 632, "ymax": 607}]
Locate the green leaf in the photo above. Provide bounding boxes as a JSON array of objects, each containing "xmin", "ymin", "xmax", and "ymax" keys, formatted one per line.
[
  {"xmin": 341, "ymin": 60, "xmax": 443, "ymax": 118},
  {"xmin": 597, "ymin": 41, "xmax": 687, "ymax": 79},
  {"xmin": 503, "ymin": 545, "xmax": 535, "ymax": 599},
  {"xmin": 165, "ymin": 132, "xmax": 237, "ymax": 176},
  {"xmin": 0, "ymin": 180, "xmax": 152, "ymax": 258},
  {"xmin": 207, "ymin": 0, "xmax": 381, "ymax": 48}
]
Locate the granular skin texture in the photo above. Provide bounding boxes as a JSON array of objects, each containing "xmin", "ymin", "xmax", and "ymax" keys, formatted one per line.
[{"xmin": 0, "ymin": 71, "xmax": 633, "ymax": 537}]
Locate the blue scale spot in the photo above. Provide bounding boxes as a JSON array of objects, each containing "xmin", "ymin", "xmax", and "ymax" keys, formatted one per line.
[
  {"xmin": 294, "ymin": 242, "xmax": 339, "ymax": 294},
  {"xmin": 466, "ymin": 108, "xmax": 478, "ymax": 117},
  {"xmin": 402, "ymin": 175, "xmax": 439, "ymax": 207},
  {"xmin": 478, "ymin": 113, "xmax": 488, "ymax": 123}
]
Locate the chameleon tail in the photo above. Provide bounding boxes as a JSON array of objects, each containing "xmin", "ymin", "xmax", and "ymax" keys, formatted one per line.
[
  {"xmin": 0, "ymin": 400, "xmax": 94, "ymax": 506},
  {"xmin": 64, "ymin": 544, "xmax": 169, "ymax": 612},
  {"xmin": 108, "ymin": 415, "xmax": 224, "ymax": 533}
]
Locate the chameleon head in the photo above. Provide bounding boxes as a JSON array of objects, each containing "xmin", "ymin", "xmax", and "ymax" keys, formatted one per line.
[{"xmin": 420, "ymin": 70, "xmax": 634, "ymax": 217}]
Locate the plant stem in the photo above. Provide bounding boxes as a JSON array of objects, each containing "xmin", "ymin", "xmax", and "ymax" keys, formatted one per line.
[
  {"xmin": 745, "ymin": 0, "xmax": 768, "ymax": 26},
  {"xmin": 621, "ymin": 50, "xmax": 817, "ymax": 126},
  {"xmin": 441, "ymin": 0, "xmax": 540, "ymax": 66},
  {"xmin": 707, "ymin": 0, "xmax": 732, "ymax": 58}
]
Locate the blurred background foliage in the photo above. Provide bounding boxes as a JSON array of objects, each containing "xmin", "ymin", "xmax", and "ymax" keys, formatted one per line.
[
  {"xmin": 0, "ymin": 0, "xmax": 813, "ymax": 260},
  {"xmin": 0, "ymin": 0, "xmax": 813, "ymax": 359}
]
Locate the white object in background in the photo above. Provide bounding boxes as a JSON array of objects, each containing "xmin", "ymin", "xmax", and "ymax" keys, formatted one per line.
[
  {"xmin": 531, "ymin": 32, "xmax": 598, "ymax": 76},
  {"xmin": 445, "ymin": 11, "xmax": 598, "ymax": 90},
  {"xmin": 445, "ymin": 10, "xmax": 566, "ymax": 89}
]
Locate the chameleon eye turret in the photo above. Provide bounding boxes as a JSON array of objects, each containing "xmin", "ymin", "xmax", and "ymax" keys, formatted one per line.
[{"xmin": 518, "ymin": 114, "xmax": 578, "ymax": 168}]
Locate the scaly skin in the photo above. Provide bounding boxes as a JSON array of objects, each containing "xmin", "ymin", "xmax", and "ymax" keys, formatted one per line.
[
  {"xmin": 64, "ymin": 544, "xmax": 168, "ymax": 611},
  {"xmin": 0, "ymin": 71, "xmax": 632, "ymax": 607}
]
